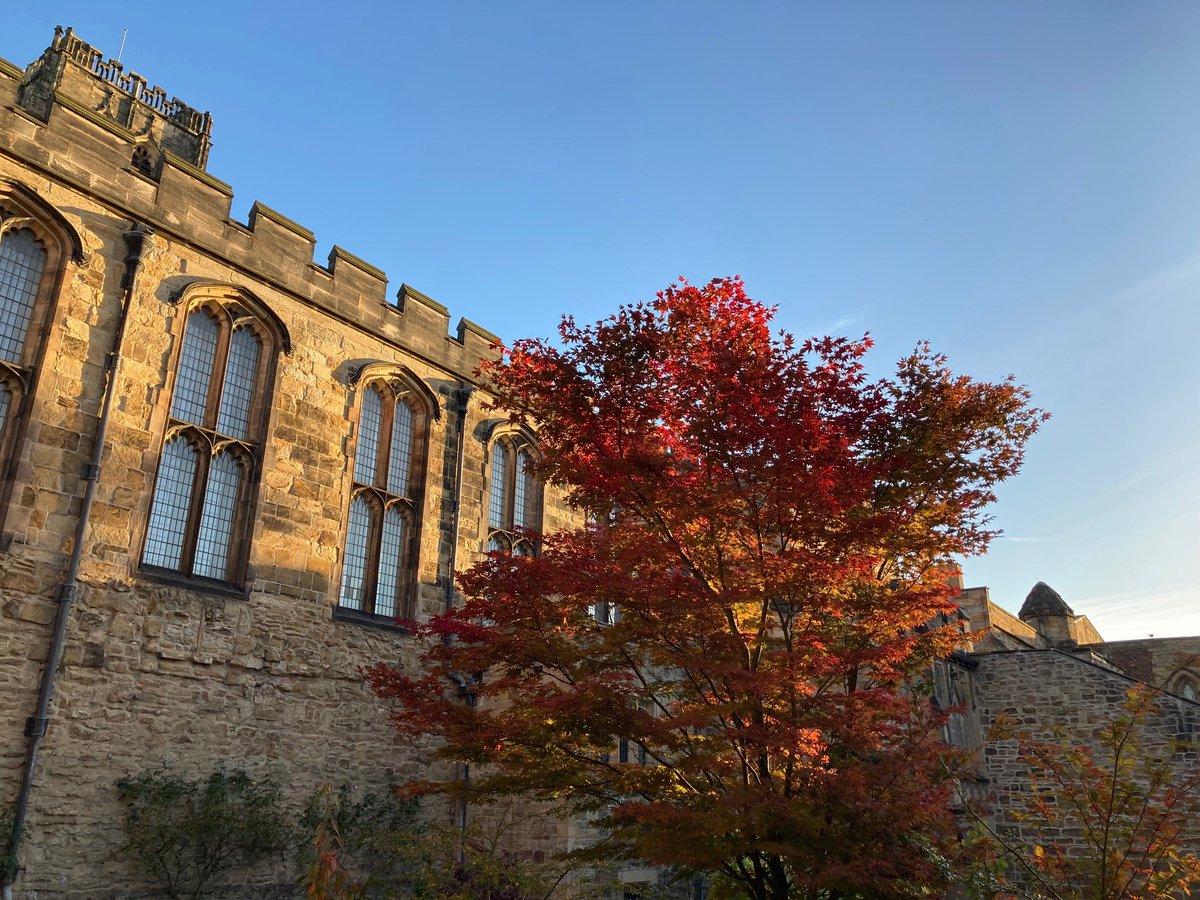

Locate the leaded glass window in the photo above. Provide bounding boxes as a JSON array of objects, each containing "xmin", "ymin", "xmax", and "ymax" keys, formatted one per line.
[
  {"xmin": 143, "ymin": 300, "xmax": 274, "ymax": 586},
  {"xmin": 338, "ymin": 380, "xmax": 426, "ymax": 620},
  {"xmin": 339, "ymin": 497, "xmax": 372, "ymax": 611},
  {"xmin": 0, "ymin": 189, "xmax": 84, "ymax": 529},
  {"xmin": 486, "ymin": 436, "xmax": 541, "ymax": 556},
  {"xmin": 143, "ymin": 437, "xmax": 199, "ymax": 570},
  {"xmin": 0, "ymin": 228, "xmax": 46, "ymax": 364},
  {"xmin": 488, "ymin": 443, "xmax": 507, "ymax": 529},
  {"xmin": 0, "ymin": 220, "xmax": 50, "ymax": 500}
]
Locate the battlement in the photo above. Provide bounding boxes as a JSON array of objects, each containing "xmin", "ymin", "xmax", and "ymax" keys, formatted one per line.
[
  {"xmin": 0, "ymin": 27, "xmax": 504, "ymax": 380},
  {"xmin": 53, "ymin": 28, "xmax": 212, "ymax": 144}
]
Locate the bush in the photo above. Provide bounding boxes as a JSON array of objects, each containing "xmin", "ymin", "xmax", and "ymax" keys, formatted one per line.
[
  {"xmin": 299, "ymin": 788, "xmax": 594, "ymax": 899},
  {"xmin": 299, "ymin": 784, "xmax": 422, "ymax": 897},
  {"xmin": 1, "ymin": 805, "xmax": 20, "ymax": 886},
  {"xmin": 116, "ymin": 768, "xmax": 292, "ymax": 899}
]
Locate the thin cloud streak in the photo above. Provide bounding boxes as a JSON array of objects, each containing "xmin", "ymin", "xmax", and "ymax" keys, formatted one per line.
[{"xmin": 1074, "ymin": 584, "xmax": 1200, "ymax": 641}]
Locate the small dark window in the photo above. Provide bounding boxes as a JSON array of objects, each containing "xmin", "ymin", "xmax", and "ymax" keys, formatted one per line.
[
  {"xmin": 588, "ymin": 599, "xmax": 618, "ymax": 625},
  {"xmin": 131, "ymin": 145, "xmax": 155, "ymax": 177}
]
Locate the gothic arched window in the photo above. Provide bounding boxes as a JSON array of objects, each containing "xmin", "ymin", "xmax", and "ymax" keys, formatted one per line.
[
  {"xmin": 1171, "ymin": 671, "xmax": 1199, "ymax": 703},
  {"xmin": 0, "ymin": 182, "xmax": 84, "ymax": 523},
  {"xmin": 142, "ymin": 288, "xmax": 286, "ymax": 587},
  {"xmin": 486, "ymin": 433, "xmax": 541, "ymax": 556},
  {"xmin": 0, "ymin": 226, "xmax": 46, "ymax": 439},
  {"xmin": 337, "ymin": 371, "xmax": 433, "ymax": 620}
]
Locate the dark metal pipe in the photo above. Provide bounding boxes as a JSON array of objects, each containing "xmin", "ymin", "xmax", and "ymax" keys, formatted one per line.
[
  {"xmin": 443, "ymin": 385, "xmax": 471, "ymax": 616},
  {"xmin": 3, "ymin": 223, "xmax": 154, "ymax": 897}
]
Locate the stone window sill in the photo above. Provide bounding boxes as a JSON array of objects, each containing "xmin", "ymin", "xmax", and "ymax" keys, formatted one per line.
[
  {"xmin": 135, "ymin": 565, "xmax": 250, "ymax": 600},
  {"xmin": 332, "ymin": 605, "xmax": 412, "ymax": 634}
]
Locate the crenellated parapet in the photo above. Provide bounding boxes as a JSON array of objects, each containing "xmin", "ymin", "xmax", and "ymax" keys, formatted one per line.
[
  {"xmin": 55, "ymin": 28, "xmax": 209, "ymax": 133},
  {"xmin": 0, "ymin": 27, "xmax": 504, "ymax": 383},
  {"xmin": 17, "ymin": 27, "xmax": 212, "ymax": 169}
]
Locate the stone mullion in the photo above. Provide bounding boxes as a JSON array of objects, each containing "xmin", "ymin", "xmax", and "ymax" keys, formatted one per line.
[{"xmin": 375, "ymin": 386, "xmax": 396, "ymax": 492}]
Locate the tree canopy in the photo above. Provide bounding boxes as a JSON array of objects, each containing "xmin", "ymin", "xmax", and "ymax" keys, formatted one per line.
[{"xmin": 368, "ymin": 277, "xmax": 1048, "ymax": 899}]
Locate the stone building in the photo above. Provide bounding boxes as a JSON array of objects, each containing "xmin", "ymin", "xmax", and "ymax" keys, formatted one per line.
[
  {"xmin": 0, "ymin": 26, "xmax": 580, "ymax": 897},
  {"xmin": 1, "ymin": 25, "xmax": 1198, "ymax": 899},
  {"xmin": 942, "ymin": 577, "xmax": 1200, "ymax": 885}
]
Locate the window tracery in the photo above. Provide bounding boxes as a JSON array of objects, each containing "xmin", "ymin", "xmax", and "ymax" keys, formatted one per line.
[
  {"xmin": 0, "ymin": 182, "xmax": 85, "ymax": 524},
  {"xmin": 142, "ymin": 289, "xmax": 285, "ymax": 587},
  {"xmin": 131, "ymin": 145, "xmax": 155, "ymax": 177},
  {"xmin": 337, "ymin": 369, "xmax": 433, "ymax": 620},
  {"xmin": 0, "ymin": 225, "xmax": 46, "ymax": 441},
  {"xmin": 486, "ymin": 432, "xmax": 541, "ymax": 557},
  {"xmin": 1170, "ymin": 670, "xmax": 1199, "ymax": 703}
]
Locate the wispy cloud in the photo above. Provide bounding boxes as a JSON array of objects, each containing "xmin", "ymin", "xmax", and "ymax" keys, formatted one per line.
[
  {"xmin": 824, "ymin": 315, "xmax": 864, "ymax": 333},
  {"xmin": 1074, "ymin": 584, "xmax": 1200, "ymax": 641},
  {"xmin": 1002, "ymin": 536, "xmax": 1054, "ymax": 544},
  {"xmin": 1108, "ymin": 251, "xmax": 1200, "ymax": 309}
]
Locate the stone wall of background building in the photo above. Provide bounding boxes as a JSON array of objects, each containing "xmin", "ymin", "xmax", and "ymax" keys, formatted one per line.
[
  {"xmin": 1083, "ymin": 636, "xmax": 1200, "ymax": 689},
  {"xmin": 0, "ymin": 30, "xmax": 579, "ymax": 898},
  {"xmin": 969, "ymin": 650, "xmax": 1200, "ymax": 877}
]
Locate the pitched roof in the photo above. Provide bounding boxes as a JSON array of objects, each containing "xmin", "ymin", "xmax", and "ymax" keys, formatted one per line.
[{"xmin": 1019, "ymin": 581, "xmax": 1075, "ymax": 619}]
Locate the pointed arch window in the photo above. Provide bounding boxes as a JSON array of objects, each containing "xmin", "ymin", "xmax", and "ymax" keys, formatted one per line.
[
  {"xmin": 142, "ymin": 290, "xmax": 286, "ymax": 587},
  {"xmin": 1170, "ymin": 671, "xmax": 1199, "ymax": 703},
  {"xmin": 0, "ymin": 183, "xmax": 85, "ymax": 526},
  {"xmin": 0, "ymin": 226, "xmax": 46, "ymax": 445},
  {"xmin": 486, "ymin": 434, "xmax": 541, "ymax": 556},
  {"xmin": 337, "ymin": 373, "xmax": 432, "ymax": 621}
]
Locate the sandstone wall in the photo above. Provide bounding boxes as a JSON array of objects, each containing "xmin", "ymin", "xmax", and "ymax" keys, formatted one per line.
[
  {"xmin": 969, "ymin": 650, "xmax": 1200, "ymax": 880},
  {"xmin": 0, "ymin": 41, "xmax": 578, "ymax": 898},
  {"xmin": 1086, "ymin": 636, "xmax": 1200, "ymax": 691}
]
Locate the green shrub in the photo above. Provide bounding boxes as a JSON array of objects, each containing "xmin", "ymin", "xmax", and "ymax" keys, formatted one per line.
[
  {"xmin": 1, "ymin": 805, "xmax": 20, "ymax": 886},
  {"xmin": 299, "ymin": 783, "xmax": 422, "ymax": 897},
  {"xmin": 299, "ymin": 788, "xmax": 612, "ymax": 900},
  {"xmin": 116, "ymin": 768, "xmax": 292, "ymax": 899}
]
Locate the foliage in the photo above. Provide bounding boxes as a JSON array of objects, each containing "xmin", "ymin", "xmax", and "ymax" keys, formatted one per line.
[
  {"xmin": 368, "ymin": 277, "xmax": 1047, "ymax": 900},
  {"xmin": 299, "ymin": 788, "xmax": 584, "ymax": 899},
  {"xmin": 987, "ymin": 684, "xmax": 1200, "ymax": 899},
  {"xmin": 115, "ymin": 768, "xmax": 292, "ymax": 899},
  {"xmin": 299, "ymin": 783, "xmax": 422, "ymax": 898},
  {"xmin": 0, "ymin": 805, "xmax": 21, "ymax": 886}
]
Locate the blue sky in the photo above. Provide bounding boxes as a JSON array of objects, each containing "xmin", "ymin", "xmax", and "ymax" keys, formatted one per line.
[{"xmin": 6, "ymin": 3, "xmax": 1199, "ymax": 639}]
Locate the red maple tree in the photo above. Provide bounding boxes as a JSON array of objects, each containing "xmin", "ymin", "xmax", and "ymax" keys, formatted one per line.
[{"xmin": 368, "ymin": 278, "xmax": 1047, "ymax": 899}]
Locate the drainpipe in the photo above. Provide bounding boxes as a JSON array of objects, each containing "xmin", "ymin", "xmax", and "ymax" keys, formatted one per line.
[
  {"xmin": 443, "ymin": 384, "xmax": 471, "ymax": 617},
  {"xmin": 4, "ymin": 223, "xmax": 154, "ymax": 898},
  {"xmin": 441, "ymin": 385, "xmax": 473, "ymax": 853}
]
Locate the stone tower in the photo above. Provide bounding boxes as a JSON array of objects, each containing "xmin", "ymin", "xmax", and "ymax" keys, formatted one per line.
[
  {"xmin": 15, "ymin": 26, "xmax": 212, "ymax": 171},
  {"xmin": 1018, "ymin": 580, "xmax": 1076, "ymax": 647}
]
